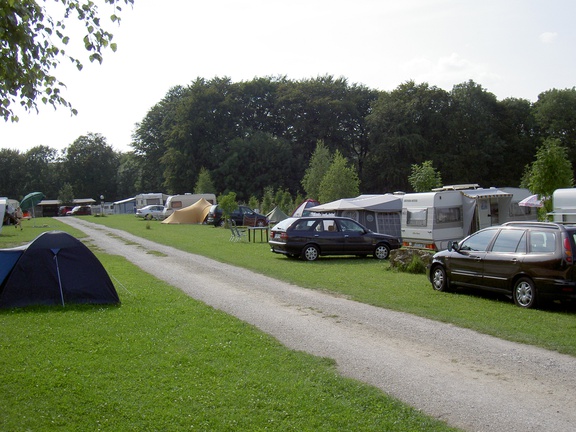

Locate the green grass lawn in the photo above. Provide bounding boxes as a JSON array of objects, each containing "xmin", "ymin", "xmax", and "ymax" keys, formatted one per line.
[
  {"xmin": 0, "ymin": 217, "xmax": 458, "ymax": 431},
  {"xmin": 74, "ymin": 215, "xmax": 576, "ymax": 356}
]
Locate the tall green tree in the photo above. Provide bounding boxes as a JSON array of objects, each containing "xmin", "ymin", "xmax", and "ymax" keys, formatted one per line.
[
  {"xmin": 218, "ymin": 191, "xmax": 238, "ymax": 223},
  {"xmin": 162, "ymin": 77, "xmax": 239, "ymax": 193},
  {"xmin": 132, "ymin": 86, "xmax": 186, "ymax": 192},
  {"xmin": 116, "ymin": 152, "xmax": 141, "ymax": 198},
  {"xmin": 62, "ymin": 133, "xmax": 120, "ymax": 200},
  {"xmin": 497, "ymin": 97, "xmax": 539, "ymax": 186},
  {"xmin": 1, "ymin": 0, "xmax": 134, "ymax": 121},
  {"xmin": 301, "ymin": 140, "xmax": 332, "ymax": 200},
  {"xmin": 0, "ymin": 149, "xmax": 25, "ymax": 198},
  {"xmin": 57, "ymin": 183, "xmax": 75, "ymax": 205},
  {"xmin": 22, "ymin": 146, "xmax": 60, "ymax": 197},
  {"xmin": 365, "ymin": 81, "xmax": 451, "ymax": 192},
  {"xmin": 260, "ymin": 186, "xmax": 275, "ymax": 214},
  {"xmin": 445, "ymin": 80, "xmax": 507, "ymax": 186},
  {"xmin": 214, "ymin": 132, "xmax": 294, "ymax": 201},
  {"xmin": 533, "ymin": 88, "xmax": 576, "ymax": 168},
  {"xmin": 318, "ymin": 151, "xmax": 360, "ymax": 203},
  {"xmin": 522, "ymin": 138, "xmax": 574, "ymax": 213},
  {"xmin": 194, "ymin": 167, "xmax": 216, "ymax": 194},
  {"xmin": 408, "ymin": 160, "xmax": 442, "ymax": 192}
]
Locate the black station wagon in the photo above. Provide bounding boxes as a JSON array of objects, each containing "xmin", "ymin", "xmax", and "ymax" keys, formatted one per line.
[
  {"xmin": 269, "ymin": 216, "xmax": 402, "ymax": 261},
  {"xmin": 427, "ymin": 222, "xmax": 576, "ymax": 308}
]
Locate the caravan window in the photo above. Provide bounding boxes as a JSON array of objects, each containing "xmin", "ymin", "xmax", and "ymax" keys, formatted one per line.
[
  {"xmin": 436, "ymin": 207, "xmax": 461, "ymax": 224},
  {"xmin": 406, "ymin": 208, "xmax": 427, "ymax": 227}
]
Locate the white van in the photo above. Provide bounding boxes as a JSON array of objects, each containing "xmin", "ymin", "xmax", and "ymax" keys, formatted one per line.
[{"xmin": 162, "ymin": 193, "xmax": 217, "ymax": 217}]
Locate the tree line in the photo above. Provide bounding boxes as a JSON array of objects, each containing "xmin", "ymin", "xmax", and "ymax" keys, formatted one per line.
[{"xmin": 1, "ymin": 76, "xmax": 575, "ymax": 205}]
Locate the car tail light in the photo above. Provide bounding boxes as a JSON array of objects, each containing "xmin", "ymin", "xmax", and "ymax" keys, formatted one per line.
[
  {"xmin": 563, "ymin": 237, "xmax": 573, "ymax": 263},
  {"xmin": 280, "ymin": 232, "xmax": 288, "ymax": 240}
]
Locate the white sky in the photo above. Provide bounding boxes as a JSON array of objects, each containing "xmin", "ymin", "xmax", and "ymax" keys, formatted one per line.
[{"xmin": 1, "ymin": 0, "xmax": 575, "ymax": 154}]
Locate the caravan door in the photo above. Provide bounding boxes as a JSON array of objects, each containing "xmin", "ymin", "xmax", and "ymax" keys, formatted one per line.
[{"xmin": 477, "ymin": 198, "xmax": 493, "ymax": 230}]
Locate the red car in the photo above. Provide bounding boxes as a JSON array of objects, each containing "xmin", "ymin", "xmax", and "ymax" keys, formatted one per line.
[{"xmin": 58, "ymin": 206, "xmax": 74, "ymax": 216}]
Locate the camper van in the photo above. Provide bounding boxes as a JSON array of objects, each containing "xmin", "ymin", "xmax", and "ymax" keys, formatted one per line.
[
  {"xmin": 401, "ymin": 185, "xmax": 535, "ymax": 251},
  {"xmin": 163, "ymin": 193, "xmax": 217, "ymax": 218},
  {"xmin": 551, "ymin": 188, "xmax": 576, "ymax": 223}
]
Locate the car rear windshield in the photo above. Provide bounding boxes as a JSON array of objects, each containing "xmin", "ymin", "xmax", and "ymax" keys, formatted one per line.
[{"xmin": 529, "ymin": 231, "xmax": 556, "ymax": 253}]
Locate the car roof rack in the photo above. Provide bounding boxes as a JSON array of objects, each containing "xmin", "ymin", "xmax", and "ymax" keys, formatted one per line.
[{"xmin": 501, "ymin": 221, "xmax": 562, "ymax": 229}]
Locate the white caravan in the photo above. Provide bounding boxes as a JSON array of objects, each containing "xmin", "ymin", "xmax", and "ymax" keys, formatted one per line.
[
  {"xmin": 551, "ymin": 188, "xmax": 576, "ymax": 223},
  {"xmin": 135, "ymin": 193, "xmax": 169, "ymax": 209},
  {"xmin": 401, "ymin": 186, "xmax": 535, "ymax": 251},
  {"xmin": 163, "ymin": 193, "xmax": 217, "ymax": 217}
]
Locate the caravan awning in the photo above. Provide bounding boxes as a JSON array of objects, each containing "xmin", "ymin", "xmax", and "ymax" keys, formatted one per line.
[
  {"xmin": 461, "ymin": 189, "xmax": 513, "ymax": 199},
  {"xmin": 310, "ymin": 194, "xmax": 402, "ymax": 212}
]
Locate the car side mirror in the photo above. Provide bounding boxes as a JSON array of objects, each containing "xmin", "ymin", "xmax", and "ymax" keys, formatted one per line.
[{"xmin": 449, "ymin": 241, "xmax": 459, "ymax": 252}]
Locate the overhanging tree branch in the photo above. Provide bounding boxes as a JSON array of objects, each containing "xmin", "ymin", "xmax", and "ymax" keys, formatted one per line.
[{"xmin": 0, "ymin": 0, "xmax": 134, "ymax": 122}]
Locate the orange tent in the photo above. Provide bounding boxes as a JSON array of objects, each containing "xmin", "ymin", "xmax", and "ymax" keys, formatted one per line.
[{"xmin": 161, "ymin": 198, "xmax": 212, "ymax": 224}]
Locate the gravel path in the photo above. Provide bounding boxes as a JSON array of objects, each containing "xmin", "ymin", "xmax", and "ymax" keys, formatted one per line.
[{"xmin": 60, "ymin": 217, "xmax": 576, "ymax": 432}]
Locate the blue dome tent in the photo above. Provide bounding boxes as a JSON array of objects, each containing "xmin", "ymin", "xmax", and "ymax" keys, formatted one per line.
[{"xmin": 0, "ymin": 231, "xmax": 119, "ymax": 308}]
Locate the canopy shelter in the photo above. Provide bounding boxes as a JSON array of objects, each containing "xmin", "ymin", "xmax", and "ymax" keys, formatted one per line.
[
  {"xmin": 161, "ymin": 197, "xmax": 212, "ymax": 224},
  {"xmin": 461, "ymin": 188, "xmax": 513, "ymax": 234},
  {"xmin": 0, "ymin": 231, "xmax": 119, "ymax": 308},
  {"xmin": 309, "ymin": 194, "xmax": 402, "ymax": 213},
  {"xmin": 309, "ymin": 194, "xmax": 403, "ymax": 237},
  {"xmin": 308, "ymin": 199, "xmax": 361, "ymax": 212}
]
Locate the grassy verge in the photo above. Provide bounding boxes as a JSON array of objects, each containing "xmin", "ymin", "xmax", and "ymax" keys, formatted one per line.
[
  {"xmin": 0, "ymin": 218, "xmax": 456, "ymax": 431},
  {"xmin": 53, "ymin": 215, "xmax": 576, "ymax": 357}
]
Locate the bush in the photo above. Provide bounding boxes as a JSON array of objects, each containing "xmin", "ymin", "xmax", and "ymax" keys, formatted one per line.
[{"xmin": 389, "ymin": 248, "xmax": 433, "ymax": 274}]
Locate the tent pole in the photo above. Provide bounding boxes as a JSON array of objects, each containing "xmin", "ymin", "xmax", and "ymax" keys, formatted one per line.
[{"xmin": 53, "ymin": 255, "xmax": 65, "ymax": 306}]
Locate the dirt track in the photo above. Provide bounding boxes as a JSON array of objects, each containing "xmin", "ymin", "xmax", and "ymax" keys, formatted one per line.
[{"xmin": 60, "ymin": 217, "xmax": 576, "ymax": 431}]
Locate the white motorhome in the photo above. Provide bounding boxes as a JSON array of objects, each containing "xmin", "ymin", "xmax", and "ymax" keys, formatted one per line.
[
  {"xmin": 551, "ymin": 188, "xmax": 576, "ymax": 223},
  {"xmin": 401, "ymin": 185, "xmax": 534, "ymax": 251},
  {"xmin": 163, "ymin": 193, "xmax": 217, "ymax": 217}
]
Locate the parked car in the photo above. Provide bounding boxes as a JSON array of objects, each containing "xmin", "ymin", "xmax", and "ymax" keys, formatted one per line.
[
  {"xmin": 136, "ymin": 205, "xmax": 165, "ymax": 220},
  {"xmin": 66, "ymin": 205, "xmax": 92, "ymax": 216},
  {"xmin": 206, "ymin": 205, "xmax": 268, "ymax": 227},
  {"xmin": 269, "ymin": 216, "xmax": 402, "ymax": 261},
  {"xmin": 58, "ymin": 206, "xmax": 74, "ymax": 216},
  {"xmin": 427, "ymin": 221, "xmax": 576, "ymax": 308}
]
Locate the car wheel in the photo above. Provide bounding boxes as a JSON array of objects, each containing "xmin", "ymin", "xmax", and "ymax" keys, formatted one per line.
[
  {"xmin": 431, "ymin": 265, "xmax": 450, "ymax": 292},
  {"xmin": 217, "ymin": 219, "xmax": 225, "ymax": 227},
  {"xmin": 373, "ymin": 243, "xmax": 390, "ymax": 260},
  {"xmin": 301, "ymin": 244, "xmax": 319, "ymax": 261},
  {"xmin": 513, "ymin": 277, "xmax": 537, "ymax": 308},
  {"xmin": 145, "ymin": 214, "xmax": 152, "ymax": 220}
]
